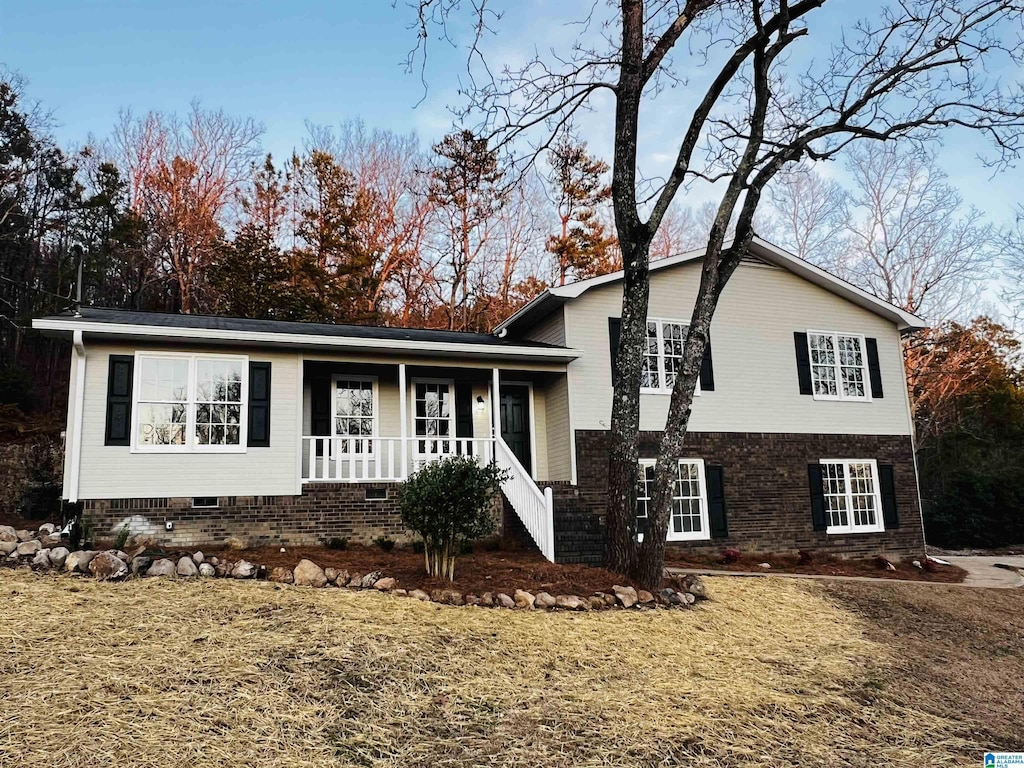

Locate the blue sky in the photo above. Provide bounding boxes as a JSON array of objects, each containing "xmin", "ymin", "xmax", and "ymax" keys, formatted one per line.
[{"xmin": 2, "ymin": 0, "xmax": 1019, "ymax": 228}]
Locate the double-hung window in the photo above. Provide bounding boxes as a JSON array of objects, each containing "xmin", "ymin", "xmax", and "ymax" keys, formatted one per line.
[
  {"xmin": 807, "ymin": 331, "xmax": 869, "ymax": 401},
  {"xmin": 819, "ymin": 459, "xmax": 884, "ymax": 534},
  {"xmin": 133, "ymin": 353, "xmax": 247, "ymax": 452},
  {"xmin": 413, "ymin": 380, "xmax": 454, "ymax": 456},
  {"xmin": 641, "ymin": 318, "xmax": 695, "ymax": 395},
  {"xmin": 332, "ymin": 377, "xmax": 376, "ymax": 454},
  {"xmin": 635, "ymin": 458, "xmax": 709, "ymax": 541}
]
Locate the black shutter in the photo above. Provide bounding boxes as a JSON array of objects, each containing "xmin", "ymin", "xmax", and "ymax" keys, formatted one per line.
[
  {"xmin": 706, "ymin": 464, "xmax": 728, "ymax": 538},
  {"xmin": 878, "ymin": 463, "xmax": 899, "ymax": 528},
  {"xmin": 794, "ymin": 332, "xmax": 813, "ymax": 395},
  {"xmin": 104, "ymin": 355, "xmax": 134, "ymax": 446},
  {"xmin": 865, "ymin": 337, "xmax": 884, "ymax": 398},
  {"xmin": 248, "ymin": 362, "xmax": 271, "ymax": 447},
  {"xmin": 608, "ymin": 317, "xmax": 622, "ymax": 380},
  {"xmin": 454, "ymin": 382, "xmax": 473, "ymax": 438},
  {"xmin": 699, "ymin": 338, "xmax": 715, "ymax": 391},
  {"xmin": 310, "ymin": 377, "xmax": 331, "ymax": 436},
  {"xmin": 808, "ymin": 463, "xmax": 827, "ymax": 531}
]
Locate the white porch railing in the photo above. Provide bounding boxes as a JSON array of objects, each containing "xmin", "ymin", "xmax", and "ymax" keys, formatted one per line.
[
  {"xmin": 301, "ymin": 436, "xmax": 494, "ymax": 483},
  {"xmin": 494, "ymin": 436, "xmax": 555, "ymax": 562}
]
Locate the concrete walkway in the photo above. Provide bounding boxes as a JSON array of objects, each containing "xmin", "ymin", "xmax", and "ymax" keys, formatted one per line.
[{"xmin": 667, "ymin": 555, "xmax": 1024, "ymax": 589}]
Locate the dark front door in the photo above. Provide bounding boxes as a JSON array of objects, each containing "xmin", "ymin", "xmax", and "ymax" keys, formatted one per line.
[{"xmin": 500, "ymin": 385, "xmax": 531, "ymax": 473}]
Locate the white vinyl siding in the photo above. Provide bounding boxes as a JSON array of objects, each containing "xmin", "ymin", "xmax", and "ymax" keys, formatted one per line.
[
  {"xmin": 820, "ymin": 459, "xmax": 884, "ymax": 534},
  {"xmin": 562, "ymin": 261, "xmax": 911, "ymax": 435}
]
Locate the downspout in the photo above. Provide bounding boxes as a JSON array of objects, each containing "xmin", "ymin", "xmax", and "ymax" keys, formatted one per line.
[{"xmin": 68, "ymin": 330, "xmax": 86, "ymax": 503}]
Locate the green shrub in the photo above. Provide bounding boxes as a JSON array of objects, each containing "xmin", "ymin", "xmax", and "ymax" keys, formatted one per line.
[
  {"xmin": 114, "ymin": 524, "xmax": 131, "ymax": 550},
  {"xmin": 325, "ymin": 536, "xmax": 348, "ymax": 551},
  {"xmin": 374, "ymin": 536, "xmax": 396, "ymax": 552},
  {"xmin": 925, "ymin": 468, "xmax": 1024, "ymax": 548},
  {"xmin": 398, "ymin": 455, "xmax": 507, "ymax": 580},
  {"xmin": 411, "ymin": 540, "xmax": 425, "ymax": 554}
]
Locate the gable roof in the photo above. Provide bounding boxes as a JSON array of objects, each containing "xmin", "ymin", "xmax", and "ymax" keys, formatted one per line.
[
  {"xmin": 33, "ymin": 307, "xmax": 578, "ymax": 363},
  {"xmin": 496, "ymin": 235, "xmax": 927, "ymax": 334}
]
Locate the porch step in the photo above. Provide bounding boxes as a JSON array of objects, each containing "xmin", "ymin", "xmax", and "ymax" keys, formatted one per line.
[{"xmin": 553, "ymin": 507, "xmax": 606, "ymax": 566}]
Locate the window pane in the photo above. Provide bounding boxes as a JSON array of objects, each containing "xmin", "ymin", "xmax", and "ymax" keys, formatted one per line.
[
  {"xmin": 662, "ymin": 322, "xmax": 686, "ymax": 388},
  {"xmin": 641, "ymin": 322, "xmax": 660, "ymax": 389},
  {"xmin": 670, "ymin": 461, "xmax": 704, "ymax": 536},
  {"xmin": 137, "ymin": 403, "xmax": 187, "ymax": 446},
  {"xmin": 838, "ymin": 336, "xmax": 866, "ymax": 398},
  {"xmin": 139, "ymin": 357, "xmax": 188, "ymax": 402},
  {"xmin": 821, "ymin": 461, "xmax": 850, "ymax": 528}
]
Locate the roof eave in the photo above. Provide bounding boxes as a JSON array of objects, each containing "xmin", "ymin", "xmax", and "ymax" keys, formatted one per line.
[{"xmin": 31, "ymin": 317, "xmax": 580, "ymax": 362}]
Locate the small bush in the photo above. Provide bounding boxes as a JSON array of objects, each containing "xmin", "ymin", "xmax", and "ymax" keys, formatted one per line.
[
  {"xmin": 720, "ymin": 548, "xmax": 742, "ymax": 564},
  {"xmin": 325, "ymin": 536, "xmax": 348, "ymax": 551},
  {"xmin": 480, "ymin": 536, "xmax": 502, "ymax": 552},
  {"xmin": 399, "ymin": 455, "xmax": 507, "ymax": 580},
  {"xmin": 374, "ymin": 536, "xmax": 396, "ymax": 552},
  {"xmin": 411, "ymin": 540, "xmax": 425, "ymax": 554},
  {"xmin": 797, "ymin": 549, "xmax": 815, "ymax": 565},
  {"xmin": 114, "ymin": 524, "xmax": 131, "ymax": 551},
  {"xmin": 459, "ymin": 540, "xmax": 474, "ymax": 556}
]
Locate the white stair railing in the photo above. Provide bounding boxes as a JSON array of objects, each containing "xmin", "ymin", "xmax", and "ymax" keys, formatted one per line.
[{"xmin": 494, "ymin": 436, "xmax": 555, "ymax": 562}]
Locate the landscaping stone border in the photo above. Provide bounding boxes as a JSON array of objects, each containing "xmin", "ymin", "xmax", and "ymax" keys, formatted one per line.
[{"xmin": 0, "ymin": 523, "xmax": 709, "ymax": 610}]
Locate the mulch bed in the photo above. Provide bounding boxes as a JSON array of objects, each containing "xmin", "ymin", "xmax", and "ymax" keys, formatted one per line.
[
  {"xmin": 202, "ymin": 543, "xmax": 648, "ymax": 595},
  {"xmin": 664, "ymin": 550, "xmax": 967, "ymax": 583}
]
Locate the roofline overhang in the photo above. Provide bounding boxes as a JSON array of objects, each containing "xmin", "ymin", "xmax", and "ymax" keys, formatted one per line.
[
  {"xmin": 495, "ymin": 236, "xmax": 927, "ymax": 334},
  {"xmin": 31, "ymin": 317, "xmax": 580, "ymax": 363}
]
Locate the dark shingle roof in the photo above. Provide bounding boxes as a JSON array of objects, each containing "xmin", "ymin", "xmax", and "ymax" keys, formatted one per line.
[{"xmin": 45, "ymin": 307, "xmax": 565, "ymax": 350}]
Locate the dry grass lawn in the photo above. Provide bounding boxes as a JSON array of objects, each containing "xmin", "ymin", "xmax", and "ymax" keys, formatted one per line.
[{"xmin": 0, "ymin": 569, "xmax": 1021, "ymax": 767}]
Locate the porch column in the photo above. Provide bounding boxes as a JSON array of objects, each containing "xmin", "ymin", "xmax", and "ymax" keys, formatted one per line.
[
  {"xmin": 491, "ymin": 368, "xmax": 501, "ymax": 440},
  {"xmin": 398, "ymin": 363, "xmax": 408, "ymax": 479}
]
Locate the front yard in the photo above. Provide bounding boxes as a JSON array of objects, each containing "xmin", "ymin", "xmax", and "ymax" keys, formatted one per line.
[{"xmin": 1, "ymin": 570, "xmax": 1021, "ymax": 766}]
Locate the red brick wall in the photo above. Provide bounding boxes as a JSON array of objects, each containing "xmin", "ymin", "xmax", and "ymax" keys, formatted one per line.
[{"xmin": 563, "ymin": 430, "xmax": 925, "ymax": 559}]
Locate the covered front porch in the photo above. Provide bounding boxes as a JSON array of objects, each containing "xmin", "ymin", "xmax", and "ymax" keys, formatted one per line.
[{"xmin": 297, "ymin": 357, "xmax": 572, "ymax": 560}]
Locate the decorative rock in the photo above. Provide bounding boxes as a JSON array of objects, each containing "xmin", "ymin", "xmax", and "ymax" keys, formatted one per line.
[
  {"xmin": 131, "ymin": 556, "xmax": 153, "ymax": 576},
  {"xmin": 192, "ymin": 551, "xmax": 205, "ymax": 565},
  {"xmin": 659, "ymin": 587, "xmax": 680, "ymax": 605},
  {"xmin": 612, "ymin": 585, "xmax": 638, "ymax": 608},
  {"xmin": 16, "ymin": 529, "xmax": 34, "ymax": 542},
  {"xmin": 65, "ymin": 550, "xmax": 96, "ymax": 574},
  {"xmin": 199, "ymin": 563, "xmax": 216, "ymax": 577},
  {"xmin": 392, "ymin": 589, "xmax": 408, "ymax": 597},
  {"xmin": 209, "ymin": 556, "xmax": 219, "ymax": 566},
  {"xmin": 0, "ymin": 541, "xmax": 17, "ymax": 555},
  {"xmin": 758, "ymin": 562, "xmax": 772, "ymax": 570},
  {"xmin": 464, "ymin": 594, "xmax": 481, "ymax": 606},
  {"xmin": 912, "ymin": 559, "xmax": 923, "ymax": 569},
  {"xmin": 347, "ymin": 573, "xmax": 363, "ymax": 588},
  {"xmin": 333, "ymin": 569, "xmax": 350, "ymax": 586},
  {"xmin": 480, "ymin": 592, "xmax": 494, "ymax": 607},
  {"xmin": 513, "ymin": 589, "xmax": 535, "ymax": 609},
  {"xmin": 534, "ymin": 591, "xmax": 557, "ymax": 609},
  {"xmin": 112, "ymin": 550, "xmax": 130, "ymax": 562},
  {"xmin": 16, "ymin": 540, "xmax": 42, "ymax": 557},
  {"xmin": 49, "ymin": 547, "xmax": 69, "ymax": 570},
  {"xmin": 146, "ymin": 558, "xmax": 176, "ymax": 577},
  {"xmin": 682, "ymin": 591, "xmax": 696, "ymax": 605},
  {"xmin": 176, "ymin": 556, "xmax": 199, "ymax": 577},
  {"xmin": 431, "ymin": 588, "xmax": 464, "ymax": 605},
  {"xmin": 373, "ymin": 577, "xmax": 396, "ymax": 591},
  {"xmin": 594, "ymin": 592, "xmax": 617, "ymax": 608},
  {"xmin": 588, "ymin": 595, "xmax": 606, "ymax": 609},
  {"xmin": 38, "ymin": 523, "xmax": 56, "ymax": 535},
  {"xmin": 40, "ymin": 533, "xmax": 63, "ymax": 548},
  {"xmin": 637, "ymin": 589, "xmax": 655, "ymax": 604},
  {"xmin": 681, "ymin": 574, "xmax": 708, "ymax": 600},
  {"xmin": 324, "ymin": 567, "xmax": 340, "ymax": 584},
  {"xmin": 293, "ymin": 559, "xmax": 327, "ymax": 588},
  {"xmin": 496, "ymin": 593, "xmax": 516, "ymax": 609},
  {"xmin": 224, "ymin": 536, "xmax": 249, "ymax": 551},
  {"xmin": 556, "ymin": 594, "xmax": 586, "ymax": 611},
  {"xmin": 214, "ymin": 561, "xmax": 232, "ymax": 578},
  {"xmin": 268, "ymin": 567, "xmax": 294, "ymax": 584},
  {"xmin": 361, "ymin": 570, "xmax": 383, "ymax": 588},
  {"xmin": 31, "ymin": 549, "xmax": 51, "ymax": 570},
  {"xmin": 89, "ymin": 551, "xmax": 128, "ymax": 581},
  {"xmin": 231, "ymin": 560, "xmax": 256, "ymax": 579},
  {"xmin": 409, "ymin": 589, "xmax": 430, "ymax": 601},
  {"xmin": 0, "ymin": 525, "xmax": 17, "ymax": 542}
]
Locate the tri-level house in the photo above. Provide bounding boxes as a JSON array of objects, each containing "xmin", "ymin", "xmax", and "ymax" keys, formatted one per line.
[{"xmin": 34, "ymin": 236, "xmax": 927, "ymax": 562}]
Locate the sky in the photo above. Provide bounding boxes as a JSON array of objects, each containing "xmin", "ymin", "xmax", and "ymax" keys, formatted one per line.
[{"xmin": 2, "ymin": 1, "xmax": 1020, "ymax": 239}]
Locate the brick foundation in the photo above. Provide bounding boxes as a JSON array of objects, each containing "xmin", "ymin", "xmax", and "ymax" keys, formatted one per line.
[
  {"xmin": 82, "ymin": 483, "xmax": 407, "ymax": 548},
  {"xmin": 565, "ymin": 430, "xmax": 925, "ymax": 559}
]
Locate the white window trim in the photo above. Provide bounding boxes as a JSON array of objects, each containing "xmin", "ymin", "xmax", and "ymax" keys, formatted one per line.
[
  {"xmin": 640, "ymin": 317, "xmax": 701, "ymax": 396},
  {"xmin": 330, "ymin": 374, "xmax": 379, "ymax": 457},
  {"xmin": 807, "ymin": 329, "xmax": 871, "ymax": 402},
  {"xmin": 636, "ymin": 458, "xmax": 711, "ymax": 542},
  {"xmin": 410, "ymin": 377, "xmax": 457, "ymax": 455},
  {"xmin": 130, "ymin": 351, "xmax": 249, "ymax": 454},
  {"xmin": 820, "ymin": 458, "xmax": 885, "ymax": 535}
]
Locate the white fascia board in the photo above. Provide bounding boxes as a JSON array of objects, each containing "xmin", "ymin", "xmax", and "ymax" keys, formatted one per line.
[{"xmin": 31, "ymin": 318, "xmax": 580, "ymax": 361}]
